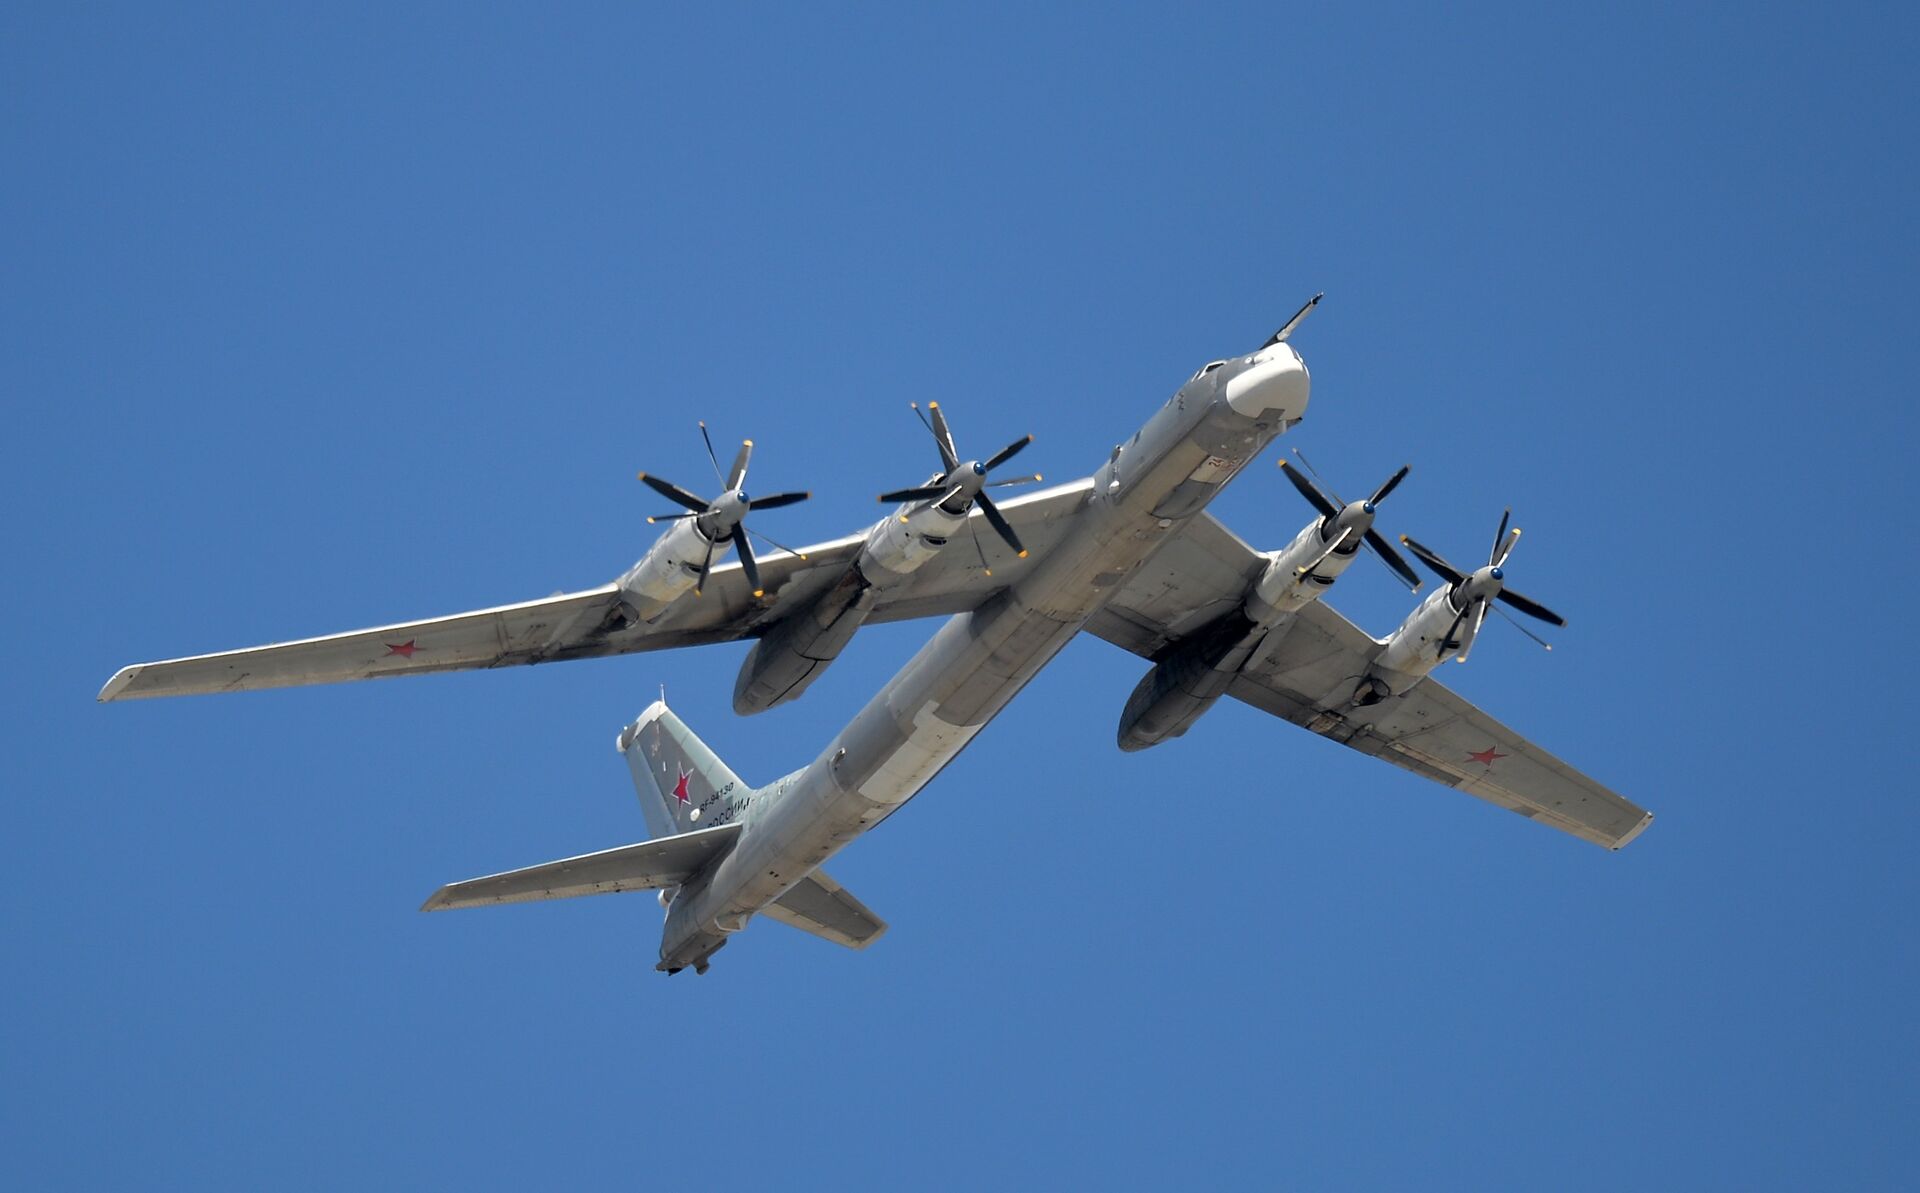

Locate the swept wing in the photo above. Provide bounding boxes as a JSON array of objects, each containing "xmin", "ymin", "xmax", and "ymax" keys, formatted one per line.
[
  {"xmin": 421, "ymin": 822, "xmax": 744, "ymax": 911},
  {"xmin": 1087, "ymin": 514, "xmax": 1652, "ymax": 850},
  {"xmin": 761, "ymin": 869, "xmax": 888, "ymax": 949},
  {"xmin": 100, "ymin": 481, "xmax": 1094, "ymax": 701}
]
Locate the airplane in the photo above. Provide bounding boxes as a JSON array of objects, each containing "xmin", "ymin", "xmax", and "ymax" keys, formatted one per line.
[{"xmin": 99, "ymin": 296, "xmax": 1652, "ymax": 975}]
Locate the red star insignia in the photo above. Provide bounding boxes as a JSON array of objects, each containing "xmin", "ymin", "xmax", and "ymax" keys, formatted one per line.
[
  {"xmin": 1467, "ymin": 746, "xmax": 1507, "ymax": 766},
  {"xmin": 385, "ymin": 640, "xmax": 418, "ymax": 658},
  {"xmin": 672, "ymin": 767, "xmax": 692, "ymax": 804}
]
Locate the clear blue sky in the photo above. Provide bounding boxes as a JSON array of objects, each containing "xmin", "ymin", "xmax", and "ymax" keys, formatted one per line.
[{"xmin": 5, "ymin": 5, "xmax": 1916, "ymax": 1189}]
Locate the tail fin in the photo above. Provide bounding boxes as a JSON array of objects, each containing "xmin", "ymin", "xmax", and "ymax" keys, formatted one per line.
[{"xmin": 616, "ymin": 700, "xmax": 748, "ymax": 838}]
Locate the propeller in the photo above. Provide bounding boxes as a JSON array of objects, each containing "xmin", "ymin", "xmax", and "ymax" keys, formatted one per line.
[
  {"xmin": 1400, "ymin": 509, "xmax": 1567, "ymax": 661},
  {"xmin": 639, "ymin": 423, "xmax": 812, "ymax": 598},
  {"xmin": 1276, "ymin": 451, "xmax": 1422, "ymax": 591},
  {"xmin": 877, "ymin": 401, "xmax": 1041, "ymax": 562}
]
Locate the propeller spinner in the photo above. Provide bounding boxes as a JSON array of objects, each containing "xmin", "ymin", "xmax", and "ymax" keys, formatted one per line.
[
  {"xmin": 1276, "ymin": 450, "xmax": 1422, "ymax": 591},
  {"xmin": 639, "ymin": 421, "xmax": 811, "ymax": 598},
  {"xmin": 877, "ymin": 402, "xmax": 1041, "ymax": 571},
  {"xmin": 1401, "ymin": 509, "xmax": 1565, "ymax": 662}
]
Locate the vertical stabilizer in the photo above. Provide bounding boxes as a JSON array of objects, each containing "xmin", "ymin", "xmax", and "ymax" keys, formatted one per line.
[{"xmin": 616, "ymin": 701, "xmax": 748, "ymax": 838}]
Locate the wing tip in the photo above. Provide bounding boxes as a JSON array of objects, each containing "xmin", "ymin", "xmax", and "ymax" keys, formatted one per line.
[
  {"xmin": 420, "ymin": 887, "xmax": 458, "ymax": 912},
  {"xmin": 1610, "ymin": 810, "xmax": 1655, "ymax": 851},
  {"xmin": 97, "ymin": 665, "xmax": 143, "ymax": 703}
]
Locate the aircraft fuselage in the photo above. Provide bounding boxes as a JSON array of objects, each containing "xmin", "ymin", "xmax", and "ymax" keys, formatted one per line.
[{"xmin": 659, "ymin": 345, "xmax": 1312, "ymax": 971}]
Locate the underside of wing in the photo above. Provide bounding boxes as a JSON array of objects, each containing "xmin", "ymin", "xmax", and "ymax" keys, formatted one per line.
[
  {"xmin": 1089, "ymin": 513, "xmax": 1652, "ymax": 850},
  {"xmin": 1226, "ymin": 611, "xmax": 1653, "ymax": 850},
  {"xmin": 421, "ymin": 823, "xmax": 745, "ymax": 911},
  {"xmin": 759, "ymin": 869, "xmax": 888, "ymax": 949},
  {"xmin": 100, "ymin": 482, "xmax": 1096, "ymax": 702},
  {"xmin": 100, "ymin": 585, "xmax": 628, "ymax": 701},
  {"xmin": 860, "ymin": 479, "xmax": 1096, "ymax": 624}
]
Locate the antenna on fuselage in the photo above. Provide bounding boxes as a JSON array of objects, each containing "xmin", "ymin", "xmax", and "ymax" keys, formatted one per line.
[{"xmin": 1261, "ymin": 292, "xmax": 1324, "ymax": 348}]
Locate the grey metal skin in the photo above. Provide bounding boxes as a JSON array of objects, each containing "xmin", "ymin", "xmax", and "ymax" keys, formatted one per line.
[
  {"xmin": 658, "ymin": 344, "xmax": 1311, "ymax": 972},
  {"xmin": 731, "ymin": 558, "xmax": 880, "ymax": 714},
  {"xmin": 733, "ymin": 447, "xmax": 1024, "ymax": 715},
  {"xmin": 1116, "ymin": 606, "xmax": 1272, "ymax": 752},
  {"xmin": 1116, "ymin": 483, "xmax": 1400, "ymax": 751}
]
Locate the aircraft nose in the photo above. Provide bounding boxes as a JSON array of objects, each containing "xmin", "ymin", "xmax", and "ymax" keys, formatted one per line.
[{"xmin": 1224, "ymin": 343, "xmax": 1311, "ymax": 419}]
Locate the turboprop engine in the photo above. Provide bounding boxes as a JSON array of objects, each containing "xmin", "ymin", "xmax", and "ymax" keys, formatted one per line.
[
  {"xmin": 613, "ymin": 424, "xmax": 810, "ymax": 626},
  {"xmin": 1116, "ymin": 454, "xmax": 1419, "ymax": 751},
  {"xmin": 732, "ymin": 402, "xmax": 1040, "ymax": 715},
  {"xmin": 1353, "ymin": 509, "xmax": 1564, "ymax": 705}
]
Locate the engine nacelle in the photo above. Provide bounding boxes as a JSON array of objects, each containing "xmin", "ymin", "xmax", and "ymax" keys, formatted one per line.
[
  {"xmin": 1115, "ymin": 610, "xmax": 1267, "ymax": 752},
  {"xmin": 616, "ymin": 517, "xmax": 726, "ymax": 624},
  {"xmin": 859, "ymin": 500, "xmax": 970, "ymax": 581},
  {"xmin": 1365, "ymin": 585, "xmax": 1473, "ymax": 699},
  {"xmin": 735, "ymin": 496, "xmax": 985, "ymax": 714},
  {"xmin": 734, "ymin": 565, "xmax": 877, "ymax": 714}
]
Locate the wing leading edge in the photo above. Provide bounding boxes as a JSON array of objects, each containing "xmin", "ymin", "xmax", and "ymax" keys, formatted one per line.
[
  {"xmin": 421, "ymin": 822, "xmax": 745, "ymax": 911},
  {"xmin": 99, "ymin": 481, "xmax": 1096, "ymax": 702},
  {"xmin": 1087, "ymin": 513, "xmax": 1652, "ymax": 850}
]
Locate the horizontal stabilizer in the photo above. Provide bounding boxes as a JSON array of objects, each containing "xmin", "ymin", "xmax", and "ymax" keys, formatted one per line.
[
  {"xmin": 421, "ymin": 822, "xmax": 743, "ymax": 912},
  {"xmin": 760, "ymin": 869, "xmax": 887, "ymax": 949}
]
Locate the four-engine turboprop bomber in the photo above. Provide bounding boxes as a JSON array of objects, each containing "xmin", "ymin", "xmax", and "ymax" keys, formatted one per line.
[{"xmin": 99, "ymin": 296, "xmax": 1653, "ymax": 975}]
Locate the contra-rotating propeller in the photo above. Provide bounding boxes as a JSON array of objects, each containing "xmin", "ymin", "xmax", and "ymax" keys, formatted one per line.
[
  {"xmin": 877, "ymin": 401, "xmax": 1042, "ymax": 574},
  {"xmin": 638, "ymin": 422, "xmax": 811, "ymax": 598},
  {"xmin": 1400, "ymin": 509, "xmax": 1565, "ymax": 662},
  {"xmin": 1276, "ymin": 450, "xmax": 1422, "ymax": 591}
]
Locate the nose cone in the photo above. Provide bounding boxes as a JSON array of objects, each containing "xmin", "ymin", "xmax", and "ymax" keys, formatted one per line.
[{"xmin": 1224, "ymin": 343, "xmax": 1311, "ymax": 419}]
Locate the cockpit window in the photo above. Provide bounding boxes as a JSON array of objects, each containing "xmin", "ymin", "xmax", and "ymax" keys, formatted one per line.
[{"xmin": 1189, "ymin": 359, "xmax": 1230, "ymax": 381}]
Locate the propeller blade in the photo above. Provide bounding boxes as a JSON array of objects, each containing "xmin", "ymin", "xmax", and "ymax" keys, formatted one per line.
[
  {"xmin": 1494, "ymin": 527, "xmax": 1521, "ymax": 567},
  {"xmin": 745, "ymin": 525, "xmax": 809, "ymax": 561},
  {"xmin": 697, "ymin": 421, "xmax": 725, "ymax": 485},
  {"xmin": 1490, "ymin": 507, "xmax": 1511, "ymax": 566},
  {"xmin": 1363, "ymin": 527, "xmax": 1423, "ymax": 591},
  {"xmin": 746, "ymin": 490, "xmax": 809, "ymax": 511},
  {"xmin": 974, "ymin": 492, "xmax": 1026, "ymax": 558},
  {"xmin": 731, "ymin": 526, "xmax": 762, "ymax": 597},
  {"xmin": 982, "ymin": 434, "xmax": 1033, "ymax": 472},
  {"xmin": 692, "ymin": 534, "xmax": 716, "ymax": 596},
  {"xmin": 1457, "ymin": 598, "xmax": 1491, "ymax": 664},
  {"xmin": 637, "ymin": 473, "xmax": 709, "ymax": 513},
  {"xmin": 987, "ymin": 473, "xmax": 1044, "ymax": 488},
  {"xmin": 926, "ymin": 402, "xmax": 960, "ymax": 472},
  {"xmin": 965, "ymin": 511, "xmax": 993, "ymax": 577},
  {"xmin": 1459, "ymin": 595, "xmax": 1505, "ymax": 660},
  {"xmin": 1289, "ymin": 448, "xmax": 1346, "ymax": 505},
  {"xmin": 1260, "ymin": 292, "xmax": 1324, "ymax": 348},
  {"xmin": 1400, "ymin": 535, "xmax": 1466, "ymax": 586},
  {"xmin": 1369, "ymin": 464, "xmax": 1410, "ymax": 506},
  {"xmin": 1440, "ymin": 599, "xmax": 1471, "ymax": 656},
  {"xmin": 726, "ymin": 440, "xmax": 753, "ymax": 492},
  {"xmin": 1495, "ymin": 586, "xmax": 1565, "ymax": 627},
  {"xmin": 1277, "ymin": 459, "xmax": 1340, "ymax": 519},
  {"xmin": 878, "ymin": 485, "xmax": 950, "ymax": 504},
  {"xmin": 1493, "ymin": 526, "xmax": 1521, "ymax": 568},
  {"xmin": 1490, "ymin": 601, "xmax": 1554, "ymax": 650},
  {"xmin": 646, "ymin": 511, "xmax": 704, "ymax": 524},
  {"xmin": 1296, "ymin": 526, "xmax": 1354, "ymax": 576}
]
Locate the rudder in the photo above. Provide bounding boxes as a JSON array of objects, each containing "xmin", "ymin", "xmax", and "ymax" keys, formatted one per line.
[{"xmin": 616, "ymin": 701, "xmax": 749, "ymax": 838}]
